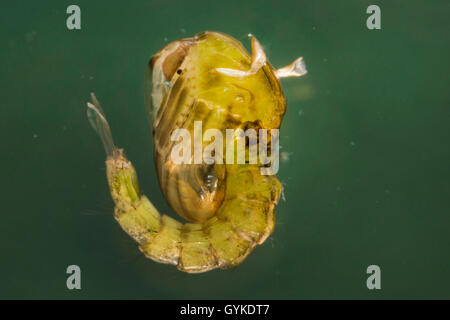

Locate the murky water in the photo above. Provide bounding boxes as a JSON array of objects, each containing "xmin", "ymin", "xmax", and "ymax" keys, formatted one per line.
[{"xmin": 1, "ymin": 0, "xmax": 449, "ymax": 299}]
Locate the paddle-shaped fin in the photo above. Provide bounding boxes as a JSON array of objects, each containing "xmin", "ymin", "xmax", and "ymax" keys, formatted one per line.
[{"xmin": 275, "ymin": 57, "xmax": 307, "ymax": 78}]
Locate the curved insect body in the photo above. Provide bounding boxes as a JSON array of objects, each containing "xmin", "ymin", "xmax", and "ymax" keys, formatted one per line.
[{"xmin": 88, "ymin": 31, "xmax": 306, "ymax": 273}]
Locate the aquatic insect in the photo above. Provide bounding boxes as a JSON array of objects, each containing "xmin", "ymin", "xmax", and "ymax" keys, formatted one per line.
[{"xmin": 87, "ymin": 31, "xmax": 306, "ymax": 273}]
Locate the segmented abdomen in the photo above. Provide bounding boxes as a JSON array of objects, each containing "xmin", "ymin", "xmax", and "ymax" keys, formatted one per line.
[{"xmin": 114, "ymin": 162, "xmax": 281, "ymax": 273}]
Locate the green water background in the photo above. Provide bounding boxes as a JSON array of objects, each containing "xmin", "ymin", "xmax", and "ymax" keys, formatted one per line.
[{"xmin": 1, "ymin": 0, "xmax": 449, "ymax": 299}]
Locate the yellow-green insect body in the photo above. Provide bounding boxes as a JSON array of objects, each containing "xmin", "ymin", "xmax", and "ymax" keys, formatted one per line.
[{"xmin": 87, "ymin": 31, "xmax": 306, "ymax": 273}]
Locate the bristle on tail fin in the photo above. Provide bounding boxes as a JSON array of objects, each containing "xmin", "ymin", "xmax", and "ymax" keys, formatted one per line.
[{"xmin": 87, "ymin": 92, "xmax": 116, "ymax": 157}]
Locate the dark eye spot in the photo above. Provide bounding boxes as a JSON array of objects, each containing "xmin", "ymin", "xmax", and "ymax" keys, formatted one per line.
[
  {"xmin": 177, "ymin": 69, "xmax": 182, "ymax": 75},
  {"xmin": 161, "ymin": 40, "xmax": 192, "ymax": 80}
]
